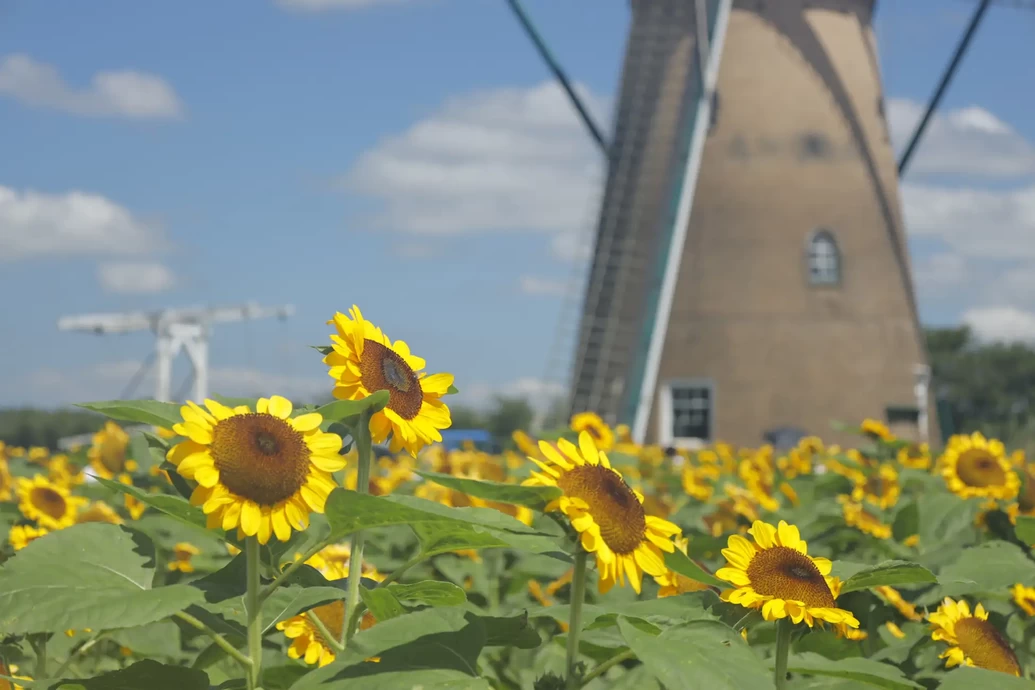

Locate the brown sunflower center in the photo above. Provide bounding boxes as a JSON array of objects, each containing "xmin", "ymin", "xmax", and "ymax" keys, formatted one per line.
[
  {"xmin": 210, "ymin": 413, "xmax": 310, "ymax": 505},
  {"xmin": 955, "ymin": 617, "xmax": 1021, "ymax": 676},
  {"xmin": 99, "ymin": 441, "xmax": 127, "ymax": 473},
  {"xmin": 309, "ymin": 601, "xmax": 345, "ymax": 646},
  {"xmin": 956, "ymin": 449, "xmax": 1007, "ymax": 488},
  {"xmin": 359, "ymin": 340, "xmax": 423, "ymax": 420},
  {"xmin": 556, "ymin": 464, "xmax": 646, "ymax": 554},
  {"xmin": 30, "ymin": 486, "xmax": 68, "ymax": 519},
  {"xmin": 865, "ymin": 476, "xmax": 890, "ymax": 496},
  {"xmin": 746, "ymin": 546, "xmax": 836, "ymax": 608}
]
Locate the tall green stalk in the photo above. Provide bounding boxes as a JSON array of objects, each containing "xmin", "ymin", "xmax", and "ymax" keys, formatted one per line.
[
  {"xmin": 343, "ymin": 408, "xmax": 374, "ymax": 643},
  {"xmin": 773, "ymin": 617, "xmax": 792, "ymax": 690},
  {"xmin": 564, "ymin": 549, "xmax": 588, "ymax": 690},
  {"xmin": 245, "ymin": 537, "xmax": 263, "ymax": 690}
]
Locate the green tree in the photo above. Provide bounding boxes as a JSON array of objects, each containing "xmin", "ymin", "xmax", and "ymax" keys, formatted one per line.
[{"xmin": 485, "ymin": 397, "xmax": 534, "ymax": 447}]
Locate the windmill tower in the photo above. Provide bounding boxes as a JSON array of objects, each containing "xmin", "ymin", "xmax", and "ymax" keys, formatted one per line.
[{"xmin": 568, "ymin": 0, "xmax": 937, "ymax": 447}]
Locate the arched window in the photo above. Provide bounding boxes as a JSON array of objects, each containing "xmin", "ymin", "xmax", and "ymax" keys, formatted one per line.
[{"xmin": 807, "ymin": 230, "xmax": 841, "ymax": 286}]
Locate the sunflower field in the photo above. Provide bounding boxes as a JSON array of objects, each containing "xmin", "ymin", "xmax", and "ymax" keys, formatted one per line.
[{"xmin": 2, "ymin": 307, "xmax": 1035, "ymax": 690}]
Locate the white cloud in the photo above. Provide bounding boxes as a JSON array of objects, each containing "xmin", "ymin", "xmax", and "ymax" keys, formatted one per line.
[
  {"xmin": 97, "ymin": 262, "xmax": 176, "ymax": 294},
  {"xmin": 342, "ymin": 81, "xmax": 606, "ymax": 258},
  {"xmin": 963, "ymin": 306, "xmax": 1035, "ymax": 343},
  {"xmin": 0, "ymin": 185, "xmax": 164, "ymax": 261},
  {"xmin": 276, "ymin": 0, "xmax": 418, "ymax": 9},
  {"xmin": 901, "ymin": 183, "xmax": 1035, "ymax": 260},
  {"xmin": 519, "ymin": 275, "xmax": 568, "ymax": 297},
  {"xmin": 887, "ymin": 98, "xmax": 1035, "ymax": 177},
  {"xmin": 0, "ymin": 54, "xmax": 183, "ymax": 120}
]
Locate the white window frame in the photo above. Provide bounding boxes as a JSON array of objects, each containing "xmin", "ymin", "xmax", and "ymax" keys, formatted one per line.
[
  {"xmin": 657, "ymin": 378, "xmax": 715, "ymax": 448},
  {"xmin": 806, "ymin": 229, "xmax": 841, "ymax": 286}
]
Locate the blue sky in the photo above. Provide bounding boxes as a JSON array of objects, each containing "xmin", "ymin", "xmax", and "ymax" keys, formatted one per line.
[{"xmin": 1, "ymin": 0, "xmax": 1034, "ymax": 409}]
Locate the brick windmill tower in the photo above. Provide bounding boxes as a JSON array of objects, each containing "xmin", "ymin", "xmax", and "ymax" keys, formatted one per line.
[{"xmin": 567, "ymin": 0, "xmax": 937, "ymax": 447}]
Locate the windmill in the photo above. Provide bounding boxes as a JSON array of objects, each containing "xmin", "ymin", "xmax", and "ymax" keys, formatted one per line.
[
  {"xmin": 57, "ymin": 303, "xmax": 295, "ymax": 404},
  {"xmin": 505, "ymin": 0, "xmax": 1019, "ymax": 446}
]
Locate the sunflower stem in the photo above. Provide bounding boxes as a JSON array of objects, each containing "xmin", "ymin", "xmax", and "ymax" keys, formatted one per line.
[
  {"xmin": 245, "ymin": 537, "xmax": 264, "ymax": 690},
  {"xmin": 30, "ymin": 633, "xmax": 47, "ymax": 681},
  {"xmin": 175, "ymin": 611, "xmax": 253, "ymax": 672},
  {"xmin": 343, "ymin": 408, "xmax": 374, "ymax": 644},
  {"xmin": 565, "ymin": 549, "xmax": 588, "ymax": 690},
  {"xmin": 773, "ymin": 617, "xmax": 792, "ymax": 690},
  {"xmin": 580, "ymin": 649, "xmax": 634, "ymax": 686}
]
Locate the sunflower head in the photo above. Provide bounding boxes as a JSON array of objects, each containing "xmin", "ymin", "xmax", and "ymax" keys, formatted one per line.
[
  {"xmin": 166, "ymin": 396, "xmax": 345, "ymax": 545},
  {"xmin": 76, "ymin": 500, "xmax": 124, "ymax": 525},
  {"xmin": 8, "ymin": 524, "xmax": 48, "ymax": 551},
  {"xmin": 523, "ymin": 431, "xmax": 681, "ymax": 594},
  {"xmin": 1010, "ymin": 584, "xmax": 1035, "ymax": 617},
  {"xmin": 860, "ymin": 419, "xmax": 894, "ymax": 442},
  {"xmin": 0, "ymin": 459, "xmax": 12, "ymax": 502},
  {"xmin": 276, "ymin": 601, "xmax": 377, "ymax": 667},
  {"xmin": 167, "ymin": 542, "xmax": 201, "ymax": 573},
  {"xmin": 324, "ymin": 306, "xmax": 453, "ymax": 457},
  {"xmin": 16, "ymin": 475, "xmax": 87, "ymax": 530},
  {"xmin": 851, "ymin": 464, "xmax": 900, "ymax": 509},
  {"xmin": 940, "ymin": 433, "xmax": 1019, "ymax": 501},
  {"xmin": 88, "ymin": 420, "xmax": 137, "ymax": 479},
  {"xmin": 839, "ymin": 495, "xmax": 892, "ymax": 540},
  {"xmin": 716, "ymin": 519, "xmax": 860, "ymax": 630},
  {"xmin": 897, "ymin": 442, "xmax": 931, "ymax": 470},
  {"xmin": 569, "ymin": 412, "xmax": 615, "ymax": 452},
  {"xmin": 929, "ymin": 597, "xmax": 1020, "ymax": 676},
  {"xmin": 302, "ymin": 542, "xmax": 384, "ymax": 582}
]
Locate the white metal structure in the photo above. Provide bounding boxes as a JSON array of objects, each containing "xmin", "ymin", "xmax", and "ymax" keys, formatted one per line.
[
  {"xmin": 58, "ymin": 303, "xmax": 295, "ymax": 402},
  {"xmin": 913, "ymin": 364, "xmax": 932, "ymax": 444}
]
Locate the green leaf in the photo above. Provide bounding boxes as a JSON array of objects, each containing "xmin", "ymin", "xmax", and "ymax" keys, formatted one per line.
[
  {"xmin": 446, "ymin": 384, "xmax": 459, "ymax": 395},
  {"xmin": 359, "ymin": 587, "xmax": 406, "ymax": 621},
  {"xmin": 1016, "ymin": 515, "xmax": 1035, "ymax": 545},
  {"xmin": 0, "ymin": 525, "xmax": 203, "ymax": 634},
  {"xmin": 387, "ymin": 581, "xmax": 467, "ymax": 608},
  {"xmin": 780, "ymin": 652, "xmax": 922, "ymax": 689},
  {"xmin": 311, "ymin": 344, "xmax": 333, "ymax": 356},
  {"xmin": 288, "ymin": 608, "xmax": 484, "ymax": 690},
  {"xmin": 76, "ymin": 400, "xmax": 182, "ymax": 428},
  {"xmin": 617, "ymin": 617, "xmax": 775, "ymax": 690},
  {"xmin": 324, "ymin": 490, "xmax": 562, "ymax": 557},
  {"xmin": 663, "ymin": 548, "xmax": 724, "ymax": 589},
  {"xmin": 416, "ymin": 470, "xmax": 561, "ymax": 510},
  {"xmin": 96, "ymin": 478, "xmax": 219, "ymax": 542},
  {"xmin": 479, "ymin": 611, "xmax": 542, "ymax": 649},
  {"xmin": 939, "ymin": 542, "xmax": 1035, "ymax": 596},
  {"xmin": 315, "ymin": 390, "xmax": 390, "ymax": 423},
  {"xmin": 938, "ymin": 667, "xmax": 1035, "ymax": 690},
  {"xmin": 838, "ymin": 561, "xmax": 937, "ymax": 594},
  {"xmin": 53, "ymin": 659, "xmax": 208, "ymax": 690},
  {"xmin": 108, "ymin": 620, "xmax": 182, "ymax": 659}
]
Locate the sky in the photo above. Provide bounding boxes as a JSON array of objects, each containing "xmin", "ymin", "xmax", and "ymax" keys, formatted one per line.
[{"xmin": 1, "ymin": 0, "xmax": 1034, "ymax": 410}]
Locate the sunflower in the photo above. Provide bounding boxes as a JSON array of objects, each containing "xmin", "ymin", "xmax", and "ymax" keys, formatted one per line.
[
  {"xmin": 8, "ymin": 524, "xmax": 48, "ymax": 551},
  {"xmin": 301, "ymin": 542, "xmax": 384, "ymax": 582},
  {"xmin": 875, "ymin": 585, "xmax": 923, "ymax": 621},
  {"xmin": 277, "ymin": 601, "xmax": 377, "ymax": 667},
  {"xmin": 324, "ymin": 305, "xmax": 452, "ymax": 457},
  {"xmin": 47, "ymin": 454, "xmax": 84, "ymax": 488},
  {"xmin": 851, "ymin": 464, "xmax": 900, "ymax": 510},
  {"xmin": 940, "ymin": 432, "xmax": 1019, "ymax": 501},
  {"xmin": 860, "ymin": 418, "xmax": 894, "ymax": 442},
  {"xmin": 0, "ymin": 458, "xmax": 12, "ymax": 501},
  {"xmin": 897, "ymin": 442, "xmax": 931, "ymax": 470},
  {"xmin": 168, "ymin": 542, "xmax": 201, "ymax": 573},
  {"xmin": 87, "ymin": 420, "xmax": 137, "ymax": 480},
  {"xmin": 119, "ymin": 474, "xmax": 147, "ymax": 520},
  {"xmin": 929, "ymin": 597, "xmax": 1020, "ymax": 675},
  {"xmin": 682, "ymin": 466, "xmax": 714, "ymax": 501},
  {"xmin": 27, "ymin": 446, "xmax": 49, "ymax": 463},
  {"xmin": 716, "ymin": 519, "xmax": 860, "ymax": 632},
  {"xmin": 654, "ymin": 536, "xmax": 713, "ymax": 597},
  {"xmin": 1011, "ymin": 584, "xmax": 1035, "ymax": 617},
  {"xmin": 76, "ymin": 501, "xmax": 123, "ymax": 525},
  {"xmin": 512, "ymin": 430, "xmax": 541, "ymax": 459},
  {"xmin": 166, "ymin": 396, "xmax": 345, "ymax": 545},
  {"xmin": 885, "ymin": 621, "xmax": 907, "ymax": 639},
  {"xmin": 570, "ymin": 412, "xmax": 614, "ymax": 452},
  {"xmin": 16, "ymin": 475, "xmax": 87, "ymax": 530},
  {"xmin": 523, "ymin": 431, "xmax": 681, "ymax": 594},
  {"xmin": 839, "ymin": 496, "xmax": 892, "ymax": 540}
]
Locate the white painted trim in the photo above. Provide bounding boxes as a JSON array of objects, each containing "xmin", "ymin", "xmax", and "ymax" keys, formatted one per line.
[
  {"xmin": 631, "ymin": 0, "xmax": 733, "ymax": 443},
  {"xmin": 657, "ymin": 378, "xmax": 715, "ymax": 448}
]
